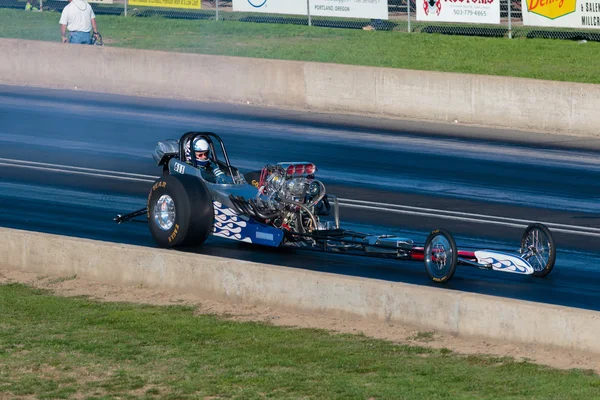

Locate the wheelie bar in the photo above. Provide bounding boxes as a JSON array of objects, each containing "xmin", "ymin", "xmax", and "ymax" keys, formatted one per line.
[{"xmin": 114, "ymin": 207, "xmax": 148, "ymax": 224}]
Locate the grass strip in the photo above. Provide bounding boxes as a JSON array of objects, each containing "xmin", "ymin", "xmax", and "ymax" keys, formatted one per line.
[
  {"xmin": 1, "ymin": 8, "xmax": 600, "ymax": 84},
  {"xmin": 0, "ymin": 283, "xmax": 598, "ymax": 399}
]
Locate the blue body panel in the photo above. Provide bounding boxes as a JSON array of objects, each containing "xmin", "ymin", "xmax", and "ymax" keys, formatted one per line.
[{"xmin": 212, "ymin": 201, "xmax": 284, "ymax": 247}]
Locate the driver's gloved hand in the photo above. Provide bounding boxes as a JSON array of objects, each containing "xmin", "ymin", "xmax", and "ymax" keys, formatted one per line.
[{"xmin": 213, "ymin": 166, "xmax": 232, "ymax": 184}]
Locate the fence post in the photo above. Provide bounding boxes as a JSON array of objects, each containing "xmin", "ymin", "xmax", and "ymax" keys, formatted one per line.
[
  {"xmin": 307, "ymin": 0, "xmax": 312, "ymax": 26},
  {"xmin": 508, "ymin": 0, "xmax": 512, "ymax": 38},
  {"xmin": 125, "ymin": 0, "xmax": 128, "ymax": 17},
  {"xmin": 216, "ymin": 0, "xmax": 219, "ymax": 21},
  {"xmin": 407, "ymin": 0, "xmax": 411, "ymax": 32}
]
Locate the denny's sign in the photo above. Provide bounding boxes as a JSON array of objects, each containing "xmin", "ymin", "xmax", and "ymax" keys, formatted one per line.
[
  {"xmin": 522, "ymin": 0, "xmax": 600, "ymax": 28},
  {"xmin": 526, "ymin": 0, "xmax": 576, "ymax": 19}
]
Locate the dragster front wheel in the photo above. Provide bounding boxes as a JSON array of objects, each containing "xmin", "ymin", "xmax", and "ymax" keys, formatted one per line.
[
  {"xmin": 520, "ymin": 223, "xmax": 556, "ymax": 277},
  {"xmin": 424, "ymin": 228, "xmax": 458, "ymax": 283}
]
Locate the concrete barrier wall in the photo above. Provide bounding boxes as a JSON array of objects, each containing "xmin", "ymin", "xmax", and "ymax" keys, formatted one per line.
[
  {"xmin": 0, "ymin": 38, "xmax": 307, "ymax": 108},
  {"xmin": 3, "ymin": 227, "xmax": 600, "ymax": 355},
  {"xmin": 303, "ymin": 63, "xmax": 600, "ymax": 135},
  {"xmin": 2, "ymin": 38, "xmax": 600, "ymax": 136}
]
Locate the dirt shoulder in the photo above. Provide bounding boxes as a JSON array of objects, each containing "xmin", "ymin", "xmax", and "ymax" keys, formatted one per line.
[{"xmin": 1, "ymin": 265, "xmax": 598, "ymax": 375}]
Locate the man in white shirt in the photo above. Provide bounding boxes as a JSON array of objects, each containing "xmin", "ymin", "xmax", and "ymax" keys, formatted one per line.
[{"xmin": 59, "ymin": 0, "xmax": 99, "ymax": 44}]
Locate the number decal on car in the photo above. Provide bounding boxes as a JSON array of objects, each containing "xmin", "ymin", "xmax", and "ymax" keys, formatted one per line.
[{"xmin": 174, "ymin": 163, "xmax": 186, "ymax": 174}]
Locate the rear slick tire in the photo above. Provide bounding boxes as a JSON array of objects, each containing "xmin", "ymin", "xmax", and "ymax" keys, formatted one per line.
[{"xmin": 147, "ymin": 174, "xmax": 213, "ymax": 248}]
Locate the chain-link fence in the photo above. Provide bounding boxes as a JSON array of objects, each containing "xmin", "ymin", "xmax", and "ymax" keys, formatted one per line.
[{"xmin": 2, "ymin": 0, "xmax": 600, "ymax": 42}]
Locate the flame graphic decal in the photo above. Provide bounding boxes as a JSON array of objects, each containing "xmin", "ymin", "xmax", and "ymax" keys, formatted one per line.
[
  {"xmin": 480, "ymin": 256, "xmax": 527, "ymax": 273},
  {"xmin": 212, "ymin": 201, "xmax": 252, "ymax": 243}
]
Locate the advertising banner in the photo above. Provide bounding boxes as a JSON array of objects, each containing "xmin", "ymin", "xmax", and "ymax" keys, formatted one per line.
[
  {"xmin": 416, "ymin": 0, "xmax": 500, "ymax": 24},
  {"xmin": 233, "ymin": 0, "xmax": 389, "ymax": 20},
  {"xmin": 55, "ymin": 0, "xmax": 114, "ymax": 3},
  {"xmin": 521, "ymin": 0, "xmax": 600, "ymax": 29},
  {"xmin": 129, "ymin": 0, "xmax": 201, "ymax": 9}
]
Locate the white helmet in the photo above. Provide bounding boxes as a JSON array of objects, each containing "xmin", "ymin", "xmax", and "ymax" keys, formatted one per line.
[{"xmin": 193, "ymin": 138, "xmax": 210, "ymax": 166}]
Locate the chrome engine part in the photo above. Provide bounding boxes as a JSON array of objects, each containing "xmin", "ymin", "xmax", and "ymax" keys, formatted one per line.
[
  {"xmin": 261, "ymin": 164, "xmax": 323, "ymax": 203},
  {"xmin": 245, "ymin": 163, "xmax": 333, "ymax": 233}
]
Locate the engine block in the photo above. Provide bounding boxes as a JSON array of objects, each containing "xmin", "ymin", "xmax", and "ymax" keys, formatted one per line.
[{"xmin": 253, "ymin": 162, "xmax": 328, "ymax": 232}]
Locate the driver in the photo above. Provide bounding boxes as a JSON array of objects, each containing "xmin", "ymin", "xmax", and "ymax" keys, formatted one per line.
[{"xmin": 192, "ymin": 138, "xmax": 231, "ymax": 184}]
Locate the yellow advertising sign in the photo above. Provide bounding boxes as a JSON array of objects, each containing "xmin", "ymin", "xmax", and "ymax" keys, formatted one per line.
[
  {"xmin": 129, "ymin": 0, "xmax": 201, "ymax": 10},
  {"xmin": 53, "ymin": 0, "xmax": 114, "ymax": 3},
  {"xmin": 526, "ymin": 0, "xmax": 576, "ymax": 19}
]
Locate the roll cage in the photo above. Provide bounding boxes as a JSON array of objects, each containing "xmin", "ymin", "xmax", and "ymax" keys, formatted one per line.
[
  {"xmin": 179, "ymin": 131, "xmax": 237, "ymax": 178},
  {"xmin": 152, "ymin": 131, "xmax": 244, "ymax": 183}
]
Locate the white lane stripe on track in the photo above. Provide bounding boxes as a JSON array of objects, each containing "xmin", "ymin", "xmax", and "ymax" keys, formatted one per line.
[
  {"xmin": 3, "ymin": 157, "xmax": 599, "ymax": 237},
  {"xmin": 0, "ymin": 162, "xmax": 155, "ymax": 183},
  {"xmin": 336, "ymin": 203, "xmax": 600, "ymax": 238},
  {"xmin": 339, "ymin": 198, "xmax": 600, "ymax": 234},
  {"xmin": 0, "ymin": 157, "xmax": 157, "ymax": 179}
]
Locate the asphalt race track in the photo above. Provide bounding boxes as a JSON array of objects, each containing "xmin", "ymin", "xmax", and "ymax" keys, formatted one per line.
[{"xmin": 1, "ymin": 85, "xmax": 600, "ymax": 311}]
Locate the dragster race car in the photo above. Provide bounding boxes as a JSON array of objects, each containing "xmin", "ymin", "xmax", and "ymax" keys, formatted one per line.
[{"xmin": 114, "ymin": 132, "xmax": 556, "ymax": 283}]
